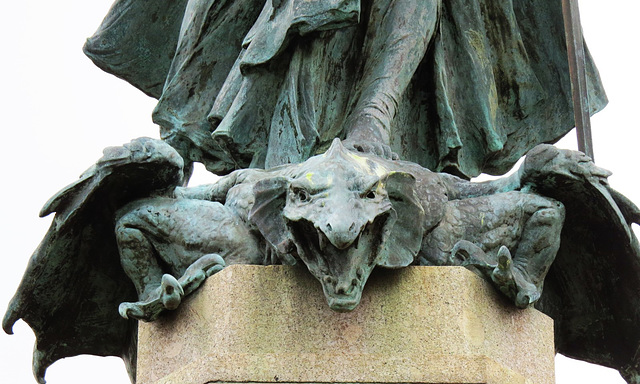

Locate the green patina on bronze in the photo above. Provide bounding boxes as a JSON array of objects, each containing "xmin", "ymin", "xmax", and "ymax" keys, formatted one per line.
[
  {"xmin": 5, "ymin": 138, "xmax": 640, "ymax": 383},
  {"xmin": 5, "ymin": 1, "xmax": 640, "ymax": 384},
  {"xmin": 83, "ymin": 0, "xmax": 606, "ymax": 179}
]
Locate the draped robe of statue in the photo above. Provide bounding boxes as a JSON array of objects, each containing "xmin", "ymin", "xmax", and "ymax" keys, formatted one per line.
[{"xmin": 85, "ymin": 0, "xmax": 606, "ymax": 178}]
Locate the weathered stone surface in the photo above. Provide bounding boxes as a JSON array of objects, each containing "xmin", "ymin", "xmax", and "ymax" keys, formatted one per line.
[{"xmin": 137, "ymin": 265, "xmax": 554, "ymax": 384}]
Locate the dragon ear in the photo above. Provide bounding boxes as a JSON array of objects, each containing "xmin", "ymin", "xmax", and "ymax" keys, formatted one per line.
[
  {"xmin": 249, "ymin": 176, "xmax": 295, "ymax": 254},
  {"xmin": 378, "ymin": 172, "xmax": 425, "ymax": 268}
]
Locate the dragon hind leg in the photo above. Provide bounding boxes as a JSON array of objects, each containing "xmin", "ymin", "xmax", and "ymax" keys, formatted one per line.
[
  {"xmin": 424, "ymin": 192, "xmax": 564, "ymax": 308},
  {"xmin": 502, "ymin": 201, "xmax": 565, "ymax": 307}
]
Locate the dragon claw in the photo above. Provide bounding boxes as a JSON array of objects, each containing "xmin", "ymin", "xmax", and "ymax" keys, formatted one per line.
[
  {"xmin": 515, "ymin": 290, "xmax": 540, "ymax": 309},
  {"xmin": 118, "ymin": 293, "xmax": 166, "ymax": 322},
  {"xmin": 491, "ymin": 247, "xmax": 517, "ymax": 299},
  {"xmin": 161, "ymin": 274, "xmax": 183, "ymax": 310},
  {"xmin": 492, "ymin": 246, "xmax": 514, "ymax": 284},
  {"xmin": 179, "ymin": 254, "xmax": 226, "ymax": 295},
  {"xmin": 118, "ymin": 303, "xmax": 130, "ymax": 320},
  {"xmin": 497, "ymin": 245, "xmax": 511, "ymax": 270},
  {"xmin": 118, "ymin": 302, "xmax": 148, "ymax": 321},
  {"xmin": 206, "ymin": 264, "xmax": 225, "ymax": 277},
  {"xmin": 450, "ymin": 240, "xmax": 496, "ymax": 271}
]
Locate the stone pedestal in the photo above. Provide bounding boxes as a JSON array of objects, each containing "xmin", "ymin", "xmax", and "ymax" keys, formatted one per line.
[{"xmin": 137, "ymin": 265, "xmax": 554, "ymax": 384}]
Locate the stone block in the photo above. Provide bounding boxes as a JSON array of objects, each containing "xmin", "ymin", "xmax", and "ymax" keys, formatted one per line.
[{"xmin": 137, "ymin": 265, "xmax": 554, "ymax": 384}]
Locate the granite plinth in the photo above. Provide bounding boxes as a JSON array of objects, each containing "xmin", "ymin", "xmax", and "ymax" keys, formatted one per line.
[{"xmin": 137, "ymin": 265, "xmax": 554, "ymax": 384}]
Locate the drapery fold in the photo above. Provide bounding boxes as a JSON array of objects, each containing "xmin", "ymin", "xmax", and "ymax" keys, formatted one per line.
[{"xmin": 85, "ymin": 0, "xmax": 606, "ymax": 179}]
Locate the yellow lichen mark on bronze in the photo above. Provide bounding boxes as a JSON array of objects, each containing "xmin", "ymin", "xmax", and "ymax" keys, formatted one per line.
[
  {"xmin": 347, "ymin": 152, "xmax": 388, "ymax": 177},
  {"xmin": 466, "ymin": 29, "xmax": 489, "ymax": 69},
  {"xmin": 378, "ymin": 171, "xmax": 400, "ymax": 194},
  {"xmin": 305, "ymin": 172, "xmax": 332, "ymax": 188},
  {"xmin": 466, "ymin": 29, "xmax": 498, "ymax": 120}
]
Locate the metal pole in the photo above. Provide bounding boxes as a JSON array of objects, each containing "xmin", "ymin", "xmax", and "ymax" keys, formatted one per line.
[{"xmin": 561, "ymin": 0, "xmax": 595, "ymax": 160}]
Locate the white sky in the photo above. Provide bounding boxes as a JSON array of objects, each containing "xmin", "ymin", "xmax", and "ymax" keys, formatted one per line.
[{"xmin": 0, "ymin": 1, "xmax": 637, "ymax": 383}]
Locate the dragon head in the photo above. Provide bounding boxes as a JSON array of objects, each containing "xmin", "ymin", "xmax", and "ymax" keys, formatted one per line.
[{"xmin": 250, "ymin": 139, "xmax": 425, "ymax": 311}]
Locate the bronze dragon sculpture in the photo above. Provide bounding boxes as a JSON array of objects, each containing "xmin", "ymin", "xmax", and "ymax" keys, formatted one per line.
[{"xmin": 5, "ymin": 138, "xmax": 640, "ymax": 383}]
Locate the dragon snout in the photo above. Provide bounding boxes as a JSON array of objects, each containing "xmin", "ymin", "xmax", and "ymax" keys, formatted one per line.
[
  {"xmin": 322, "ymin": 270, "xmax": 365, "ymax": 312},
  {"xmin": 319, "ymin": 219, "xmax": 362, "ymax": 250},
  {"xmin": 324, "ymin": 273, "xmax": 360, "ymax": 295},
  {"xmin": 335, "ymin": 280, "xmax": 355, "ymax": 295}
]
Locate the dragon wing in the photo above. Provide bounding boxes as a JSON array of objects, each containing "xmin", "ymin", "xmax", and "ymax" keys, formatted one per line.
[
  {"xmin": 2, "ymin": 138, "xmax": 184, "ymax": 383},
  {"xmin": 522, "ymin": 145, "xmax": 640, "ymax": 382}
]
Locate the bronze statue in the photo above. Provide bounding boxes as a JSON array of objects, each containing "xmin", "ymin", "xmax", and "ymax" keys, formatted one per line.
[
  {"xmin": 5, "ymin": 0, "xmax": 640, "ymax": 383},
  {"xmin": 85, "ymin": 0, "xmax": 606, "ymax": 178}
]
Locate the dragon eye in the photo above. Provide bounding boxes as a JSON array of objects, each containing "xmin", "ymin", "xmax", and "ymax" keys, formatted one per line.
[
  {"xmin": 365, "ymin": 191, "xmax": 376, "ymax": 199},
  {"xmin": 293, "ymin": 187, "xmax": 310, "ymax": 202}
]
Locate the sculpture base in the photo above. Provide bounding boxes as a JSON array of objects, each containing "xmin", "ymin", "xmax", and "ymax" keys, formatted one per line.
[{"xmin": 137, "ymin": 265, "xmax": 554, "ymax": 384}]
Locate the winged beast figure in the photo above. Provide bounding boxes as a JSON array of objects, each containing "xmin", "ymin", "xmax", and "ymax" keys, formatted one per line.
[{"xmin": 5, "ymin": 138, "xmax": 640, "ymax": 383}]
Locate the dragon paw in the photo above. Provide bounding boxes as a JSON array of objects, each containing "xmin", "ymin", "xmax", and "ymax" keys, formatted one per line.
[
  {"xmin": 491, "ymin": 246, "xmax": 540, "ymax": 308},
  {"xmin": 523, "ymin": 144, "xmax": 612, "ymax": 186},
  {"xmin": 118, "ymin": 298, "xmax": 163, "ymax": 322},
  {"xmin": 118, "ymin": 274, "xmax": 184, "ymax": 322},
  {"xmin": 119, "ymin": 253, "xmax": 226, "ymax": 321},
  {"xmin": 450, "ymin": 242, "xmax": 541, "ymax": 308},
  {"xmin": 180, "ymin": 253, "xmax": 226, "ymax": 296}
]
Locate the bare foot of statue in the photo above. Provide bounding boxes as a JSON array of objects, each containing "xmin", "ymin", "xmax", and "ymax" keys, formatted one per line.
[{"xmin": 343, "ymin": 116, "xmax": 399, "ymax": 160}]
